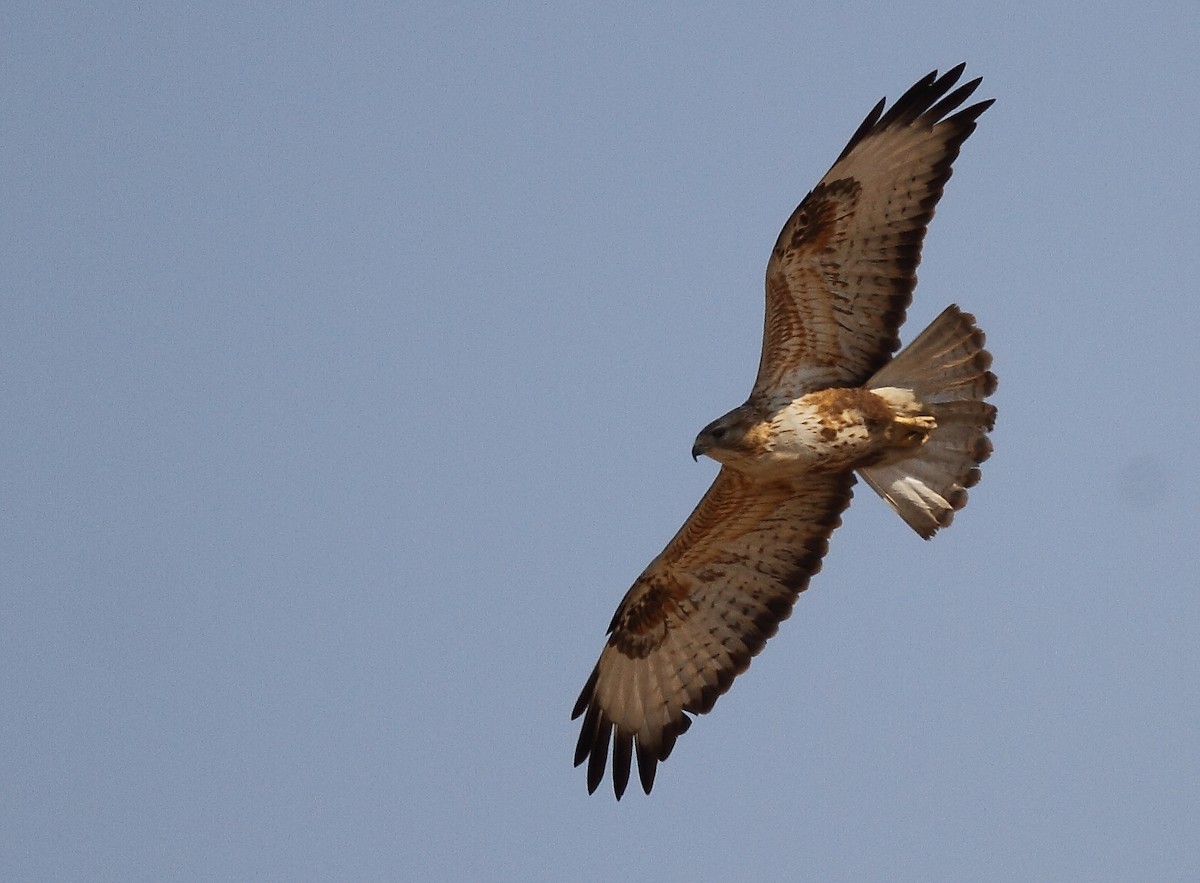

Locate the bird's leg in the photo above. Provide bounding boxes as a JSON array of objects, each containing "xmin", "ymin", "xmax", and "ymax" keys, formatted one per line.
[{"xmin": 888, "ymin": 413, "xmax": 936, "ymax": 449}]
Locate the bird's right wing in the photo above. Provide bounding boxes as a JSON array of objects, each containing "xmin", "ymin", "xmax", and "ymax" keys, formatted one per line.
[{"xmin": 572, "ymin": 467, "xmax": 855, "ymax": 798}]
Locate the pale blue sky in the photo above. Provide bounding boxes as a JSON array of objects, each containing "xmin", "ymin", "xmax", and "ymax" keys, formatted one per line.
[{"xmin": 3, "ymin": 2, "xmax": 1199, "ymax": 880}]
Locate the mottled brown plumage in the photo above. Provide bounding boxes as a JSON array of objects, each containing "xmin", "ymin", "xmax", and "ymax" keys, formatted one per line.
[{"xmin": 574, "ymin": 66, "xmax": 997, "ymax": 798}]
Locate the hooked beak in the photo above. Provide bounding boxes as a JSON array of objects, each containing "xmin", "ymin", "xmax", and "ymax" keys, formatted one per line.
[{"xmin": 691, "ymin": 441, "xmax": 704, "ymax": 462}]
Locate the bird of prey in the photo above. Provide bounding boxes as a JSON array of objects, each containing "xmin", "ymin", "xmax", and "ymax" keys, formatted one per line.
[{"xmin": 572, "ymin": 65, "xmax": 997, "ymax": 798}]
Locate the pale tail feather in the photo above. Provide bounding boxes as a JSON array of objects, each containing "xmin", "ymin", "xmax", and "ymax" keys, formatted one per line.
[{"xmin": 861, "ymin": 305, "xmax": 997, "ymax": 538}]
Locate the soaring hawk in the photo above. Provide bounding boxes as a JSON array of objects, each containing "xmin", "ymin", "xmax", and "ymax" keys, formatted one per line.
[{"xmin": 573, "ymin": 65, "xmax": 997, "ymax": 797}]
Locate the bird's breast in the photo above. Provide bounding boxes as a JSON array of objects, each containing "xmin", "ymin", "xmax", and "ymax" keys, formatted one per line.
[{"xmin": 758, "ymin": 388, "xmax": 899, "ymax": 473}]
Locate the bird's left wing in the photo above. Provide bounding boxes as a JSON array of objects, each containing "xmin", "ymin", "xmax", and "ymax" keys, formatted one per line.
[
  {"xmin": 753, "ymin": 65, "xmax": 993, "ymax": 400},
  {"xmin": 572, "ymin": 468, "xmax": 855, "ymax": 798}
]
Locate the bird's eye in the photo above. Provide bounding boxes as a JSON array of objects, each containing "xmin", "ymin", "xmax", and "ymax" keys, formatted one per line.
[{"xmin": 711, "ymin": 426, "xmax": 727, "ymax": 440}]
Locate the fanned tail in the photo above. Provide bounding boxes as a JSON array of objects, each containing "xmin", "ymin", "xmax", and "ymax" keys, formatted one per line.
[{"xmin": 862, "ymin": 305, "xmax": 997, "ymax": 538}]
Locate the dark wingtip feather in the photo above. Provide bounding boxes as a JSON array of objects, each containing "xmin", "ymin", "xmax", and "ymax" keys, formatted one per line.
[
  {"xmin": 571, "ymin": 665, "xmax": 598, "ymax": 720},
  {"xmin": 573, "ymin": 701, "xmax": 599, "ymax": 767},
  {"xmin": 925, "ymin": 77, "xmax": 982, "ymax": 122},
  {"xmin": 835, "ymin": 96, "xmax": 887, "ymax": 163},
  {"xmin": 875, "ymin": 66, "xmax": 959, "ymax": 131},
  {"xmin": 636, "ymin": 739, "xmax": 659, "ymax": 795},
  {"xmin": 612, "ymin": 732, "xmax": 633, "ymax": 799},
  {"xmin": 835, "ymin": 65, "xmax": 991, "ymax": 163},
  {"xmin": 586, "ymin": 717, "xmax": 611, "ymax": 794},
  {"xmin": 944, "ymin": 62, "xmax": 968, "ymax": 85}
]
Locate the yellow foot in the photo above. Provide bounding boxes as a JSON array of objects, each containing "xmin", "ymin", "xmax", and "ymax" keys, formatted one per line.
[{"xmin": 890, "ymin": 414, "xmax": 935, "ymax": 449}]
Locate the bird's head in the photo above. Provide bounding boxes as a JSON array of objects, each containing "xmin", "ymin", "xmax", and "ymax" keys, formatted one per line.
[{"xmin": 692, "ymin": 405, "xmax": 758, "ymax": 464}]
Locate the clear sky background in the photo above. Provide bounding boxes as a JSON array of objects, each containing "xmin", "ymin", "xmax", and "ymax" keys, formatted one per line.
[{"xmin": 4, "ymin": 2, "xmax": 1198, "ymax": 880}]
